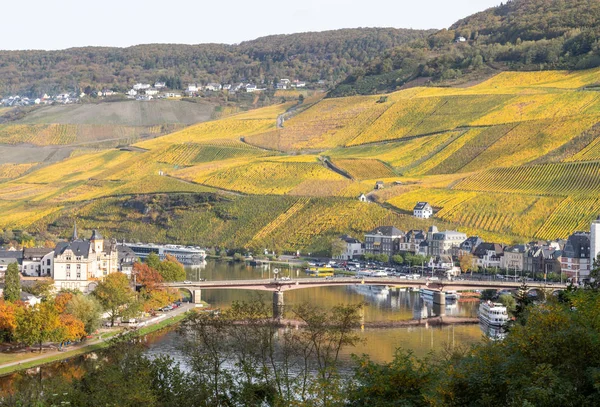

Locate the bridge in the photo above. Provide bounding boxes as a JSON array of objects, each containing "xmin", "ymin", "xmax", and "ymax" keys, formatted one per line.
[{"xmin": 165, "ymin": 277, "xmax": 567, "ymax": 319}]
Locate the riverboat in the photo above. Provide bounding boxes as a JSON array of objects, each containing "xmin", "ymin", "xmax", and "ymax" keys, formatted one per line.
[
  {"xmin": 478, "ymin": 301, "xmax": 509, "ymax": 326},
  {"xmin": 125, "ymin": 243, "xmax": 207, "ymax": 265}
]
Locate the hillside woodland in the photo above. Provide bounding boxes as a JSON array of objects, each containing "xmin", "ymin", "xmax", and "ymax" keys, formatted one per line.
[
  {"xmin": 333, "ymin": 0, "xmax": 600, "ymax": 96},
  {"xmin": 0, "ymin": 28, "xmax": 430, "ymax": 96}
]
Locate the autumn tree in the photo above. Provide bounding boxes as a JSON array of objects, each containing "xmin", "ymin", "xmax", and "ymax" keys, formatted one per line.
[
  {"xmin": 14, "ymin": 302, "xmax": 64, "ymax": 352},
  {"xmin": 459, "ymin": 253, "xmax": 475, "ymax": 275},
  {"xmin": 133, "ymin": 262, "xmax": 178, "ymax": 312},
  {"xmin": 3, "ymin": 262, "xmax": 20, "ymax": 302},
  {"xmin": 0, "ymin": 300, "xmax": 18, "ymax": 341},
  {"xmin": 93, "ymin": 273, "xmax": 137, "ymax": 327},
  {"xmin": 54, "ymin": 292, "xmax": 74, "ymax": 313},
  {"xmin": 65, "ymin": 294, "xmax": 103, "ymax": 334},
  {"xmin": 133, "ymin": 262, "xmax": 163, "ymax": 290},
  {"xmin": 58, "ymin": 314, "xmax": 86, "ymax": 343}
]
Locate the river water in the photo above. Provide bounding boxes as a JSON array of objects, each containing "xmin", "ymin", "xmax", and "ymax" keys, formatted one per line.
[
  {"xmin": 0, "ymin": 260, "xmax": 486, "ymax": 389},
  {"xmin": 182, "ymin": 261, "xmax": 482, "ymax": 363}
]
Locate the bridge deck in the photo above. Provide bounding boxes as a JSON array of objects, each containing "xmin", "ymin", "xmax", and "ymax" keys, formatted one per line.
[{"xmin": 165, "ymin": 278, "xmax": 567, "ymax": 292}]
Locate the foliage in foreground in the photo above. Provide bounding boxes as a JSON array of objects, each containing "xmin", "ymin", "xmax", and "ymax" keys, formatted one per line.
[{"xmin": 4, "ymin": 288, "xmax": 600, "ymax": 406}]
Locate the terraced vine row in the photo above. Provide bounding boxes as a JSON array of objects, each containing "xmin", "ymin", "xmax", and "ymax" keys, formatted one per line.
[
  {"xmin": 251, "ymin": 198, "xmax": 311, "ymax": 240},
  {"xmin": 454, "ymin": 161, "xmax": 600, "ymax": 196},
  {"xmin": 331, "ymin": 159, "xmax": 396, "ymax": 180}
]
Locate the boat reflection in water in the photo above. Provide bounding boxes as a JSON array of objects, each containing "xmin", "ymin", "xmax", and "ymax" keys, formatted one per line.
[
  {"xmin": 349, "ymin": 284, "xmax": 390, "ymax": 303},
  {"xmin": 414, "ymin": 290, "xmax": 460, "ymax": 319}
]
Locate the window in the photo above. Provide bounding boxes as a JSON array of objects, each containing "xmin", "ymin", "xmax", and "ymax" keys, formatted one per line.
[
  {"xmin": 76, "ymin": 272, "xmax": 81, "ymax": 279},
  {"xmin": 47, "ymin": 259, "xmax": 51, "ymax": 266},
  {"xmin": 66, "ymin": 271, "xmax": 71, "ymax": 278}
]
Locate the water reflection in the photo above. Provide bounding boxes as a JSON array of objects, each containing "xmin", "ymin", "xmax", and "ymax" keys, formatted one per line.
[{"xmin": 0, "ymin": 260, "xmax": 491, "ymax": 392}]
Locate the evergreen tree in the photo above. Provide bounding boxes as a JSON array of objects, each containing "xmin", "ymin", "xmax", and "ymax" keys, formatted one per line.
[{"xmin": 3, "ymin": 262, "xmax": 20, "ymax": 302}]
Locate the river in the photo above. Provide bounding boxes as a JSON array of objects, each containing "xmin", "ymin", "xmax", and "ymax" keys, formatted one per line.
[{"xmin": 0, "ymin": 260, "xmax": 487, "ymax": 389}]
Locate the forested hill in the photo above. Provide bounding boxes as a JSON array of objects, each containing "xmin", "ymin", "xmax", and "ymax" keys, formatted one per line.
[
  {"xmin": 332, "ymin": 0, "xmax": 600, "ymax": 97},
  {"xmin": 0, "ymin": 28, "xmax": 431, "ymax": 96}
]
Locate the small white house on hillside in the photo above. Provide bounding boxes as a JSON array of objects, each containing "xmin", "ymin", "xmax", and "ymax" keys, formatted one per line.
[{"xmin": 413, "ymin": 202, "xmax": 433, "ymax": 219}]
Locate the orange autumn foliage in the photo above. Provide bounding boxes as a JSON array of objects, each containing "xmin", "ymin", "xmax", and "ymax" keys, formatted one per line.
[
  {"xmin": 54, "ymin": 292, "xmax": 74, "ymax": 313},
  {"xmin": 59, "ymin": 314, "xmax": 86, "ymax": 341},
  {"xmin": 133, "ymin": 262, "xmax": 164, "ymax": 290},
  {"xmin": 0, "ymin": 300, "xmax": 18, "ymax": 337}
]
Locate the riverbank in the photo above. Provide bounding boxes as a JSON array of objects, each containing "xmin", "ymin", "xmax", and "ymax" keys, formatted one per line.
[{"xmin": 0, "ymin": 305, "xmax": 195, "ymax": 377}]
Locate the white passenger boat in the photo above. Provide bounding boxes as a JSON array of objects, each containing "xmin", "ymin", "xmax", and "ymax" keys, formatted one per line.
[
  {"xmin": 478, "ymin": 301, "xmax": 509, "ymax": 326},
  {"xmin": 125, "ymin": 242, "xmax": 207, "ymax": 265}
]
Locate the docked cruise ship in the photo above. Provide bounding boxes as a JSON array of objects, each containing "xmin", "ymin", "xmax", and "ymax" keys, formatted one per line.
[
  {"xmin": 125, "ymin": 243, "xmax": 207, "ymax": 265},
  {"xmin": 478, "ymin": 301, "xmax": 509, "ymax": 326}
]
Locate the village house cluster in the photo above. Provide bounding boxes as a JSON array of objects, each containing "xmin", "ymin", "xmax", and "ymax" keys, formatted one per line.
[
  {"xmin": 336, "ymin": 207, "xmax": 600, "ymax": 283},
  {"xmin": 0, "ymin": 225, "xmax": 137, "ymax": 294},
  {"xmin": 126, "ymin": 78, "xmax": 309, "ymax": 100},
  {"xmin": 1, "ymin": 92, "xmax": 81, "ymax": 107},
  {"xmin": 2, "ymin": 78, "xmax": 315, "ymax": 106}
]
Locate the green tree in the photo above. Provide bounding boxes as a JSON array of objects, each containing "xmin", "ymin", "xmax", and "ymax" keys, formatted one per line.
[
  {"xmin": 66, "ymin": 294, "xmax": 103, "ymax": 335},
  {"xmin": 93, "ymin": 273, "xmax": 137, "ymax": 327},
  {"xmin": 330, "ymin": 237, "xmax": 346, "ymax": 259},
  {"xmin": 375, "ymin": 254, "xmax": 389, "ymax": 263},
  {"xmin": 391, "ymin": 255, "xmax": 404, "ymax": 265},
  {"xmin": 3, "ymin": 262, "xmax": 20, "ymax": 302},
  {"xmin": 146, "ymin": 252, "xmax": 161, "ymax": 270},
  {"xmin": 14, "ymin": 302, "xmax": 64, "ymax": 352},
  {"xmin": 157, "ymin": 255, "xmax": 186, "ymax": 282},
  {"xmin": 498, "ymin": 293, "xmax": 516, "ymax": 315}
]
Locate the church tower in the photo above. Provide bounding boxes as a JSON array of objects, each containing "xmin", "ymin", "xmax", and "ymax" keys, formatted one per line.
[{"xmin": 90, "ymin": 229, "xmax": 104, "ymax": 253}]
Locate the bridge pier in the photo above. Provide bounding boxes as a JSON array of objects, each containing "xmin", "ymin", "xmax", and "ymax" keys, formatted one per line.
[
  {"xmin": 433, "ymin": 291, "xmax": 446, "ymax": 317},
  {"xmin": 273, "ymin": 291, "xmax": 284, "ymax": 320},
  {"xmin": 192, "ymin": 290, "xmax": 202, "ymax": 304}
]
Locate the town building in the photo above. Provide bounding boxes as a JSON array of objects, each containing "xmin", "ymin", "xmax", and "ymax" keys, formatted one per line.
[
  {"xmin": 413, "ymin": 202, "xmax": 433, "ymax": 219},
  {"xmin": 358, "ymin": 193, "xmax": 368, "ymax": 203},
  {"xmin": 473, "ymin": 243, "xmax": 504, "ymax": 270},
  {"xmin": 52, "ymin": 227, "xmax": 119, "ymax": 293},
  {"xmin": 22, "ymin": 248, "xmax": 54, "ymax": 277},
  {"xmin": 399, "ymin": 230, "xmax": 426, "ymax": 254},
  {"xmin": 364, "ymin": 226, "xmax": 404, "ymax": 257},
  {"xmin": 502, "ymin": 245, "xmax": 526, "ymax": 272},
  {"xmin": 561, "ymin": 232, "xmax": 591, "ymax": 282},
  {"xmin": 429, "ymin": 230, "xmax": 468, "ymax": 257},
  {"xmin": 459, "ymin": 236, "xmax": 482, "ymax": 255},
  {"xmin": 117, "ymin": 244, "xmax": 138, "ymax": 275},
  {"xmin": 590, "ymin": 216, "xmax": 600, "ymax": 267},
  {"xmin": 334, "ymin": 235, "xmax": 364, "ymax": 260},
  {"xmin": 0, "ymin": 249, "xmax": 22, "ymax": 276}
]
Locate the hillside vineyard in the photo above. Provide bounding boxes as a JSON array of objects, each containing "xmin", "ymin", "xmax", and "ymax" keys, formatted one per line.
[{"xmin": 3, "ymin": 69, "xmax": 600, "ymax": 252}]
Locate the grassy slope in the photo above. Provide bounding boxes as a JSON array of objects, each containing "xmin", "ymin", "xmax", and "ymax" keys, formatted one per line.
[
  {"xmin": 17, "ymin": 100, "xmax": 214, "ymax": 126},
  {"xmin": 3, "ymin": 69, "xmax": 600, "ymax": 251}
]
